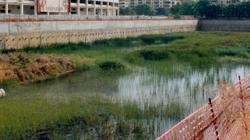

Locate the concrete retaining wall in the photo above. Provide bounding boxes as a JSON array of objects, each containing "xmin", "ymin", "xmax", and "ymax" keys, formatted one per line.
[
  {"xmin": 0, "ymin": 19, "xmax": 198, "ymax": 49},
  {"xmin": 0, "ymin": 19, "xmax": 198, "ymax": 34},
  {"xmin": 0, "ymin": 26, "xmax": 196, "ymax": 50},
  {"xmin": 198, "ymin": 20, "xmax": 250, "ymax": 32},
  {"xmin": 2, "ymin": 18, "xmax": 250, "ymax": 50}
]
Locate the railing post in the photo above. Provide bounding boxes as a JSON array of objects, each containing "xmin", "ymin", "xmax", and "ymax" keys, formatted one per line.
[
  {"xmin": 238, "ymin": 76, "xmax": 248, "ymax": 140},
  {"xmin": 208, "ymin": 98, "xmax": 220, "ymax": 140}
]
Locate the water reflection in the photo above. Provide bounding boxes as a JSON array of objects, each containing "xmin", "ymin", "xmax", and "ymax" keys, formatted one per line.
[
  {"xmin": 117, "ymin": 64, "xmax": 250, "ymax": 138},
  {"xmin": 118, "ymin": 64, "xmax": 250, "ymax": 113},
  {"xmin": 6, "ymin": 63, "xmax": 250, "ymax": 139}
]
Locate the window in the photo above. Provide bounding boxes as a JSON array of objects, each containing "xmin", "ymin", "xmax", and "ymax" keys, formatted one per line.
[{"xmin": 80, "ymin": 0, "xmax": 86, "ymax": 3}]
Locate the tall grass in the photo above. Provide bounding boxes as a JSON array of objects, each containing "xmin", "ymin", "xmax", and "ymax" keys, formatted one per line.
[
  {"xmin": 0, "ymin": 80, "xmax": 18, "ymax": 90},
  {"xmin": 0, "ymin": 95, "xmax": 183, "ymax": 139},
  {"xmin": 2, "ymin": 32, "xmax": 250, "ymax": 72},
  {"xmin": 1, "ymin": 31, "xmax": 250, "ymax": 138}
]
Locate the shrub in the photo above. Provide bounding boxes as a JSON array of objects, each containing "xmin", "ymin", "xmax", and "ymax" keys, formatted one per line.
[
  {"xmin": 140, "ymin": 36, "xmax": 157, "ymax": 44},
  {"xmin": 216, "ymin": 47, "xmax": 249, "ymax": 57},
  {"xmin": 140, "ymin": 50, "xmax": 168, "ymax": 61},
  {"xmin": 160, "ymin": 36, "xmax": 184, "ymax": 43},
  {"xmin": 98, "ymin": 61, "xmax": 125, "ymax": 71}
]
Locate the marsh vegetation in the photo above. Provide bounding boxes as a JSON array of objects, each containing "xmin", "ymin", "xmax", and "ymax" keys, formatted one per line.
[{"xmin": 1, "ymin": 32, "xmax": 250, "ymax": 139}]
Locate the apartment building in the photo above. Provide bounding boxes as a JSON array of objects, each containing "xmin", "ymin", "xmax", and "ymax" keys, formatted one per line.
[
  {"xmin": 120, "ymin": 0, "xmax": 179, "ymax": 9},
  {"xmin": 120, "ymin": 0, "xmax": 129, "ymax": 8},
  {"xmin": 0, "ymin": 0, "xmax": 119, "ymax": 16}
]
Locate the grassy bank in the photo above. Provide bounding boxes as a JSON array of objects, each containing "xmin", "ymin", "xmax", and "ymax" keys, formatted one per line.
[
  {"xmin": 0, "ymin": 95, "xmax": 183, "ymax": 139},
  {"xmin": 1, "ymin": 31, "xmax": 250, "ymax": 139},
  {"xmin": 4, "ymin": 31, "xmax": 250, "ymax": 73}
]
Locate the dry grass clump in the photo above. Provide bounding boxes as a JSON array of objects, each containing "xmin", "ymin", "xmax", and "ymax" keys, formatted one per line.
[
  {"xmin": 0, "ymin": 53, "xmax": 76, "ymax": 82},
  {"xmin": 0, "ymin": 60, "xmax": 16, "ymax": 81}
]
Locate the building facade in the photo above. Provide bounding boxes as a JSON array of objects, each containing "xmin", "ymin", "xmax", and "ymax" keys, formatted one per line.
[
  {"xmin": 0, "ymin": 0, "xmax": 119, "ymax": 16},
  {"xmin": 120, "ymin": 0, "xmax": 129, "ymax": 8},
  {"xmin": 119, "ymin": 0, "xmax": 179, "ymax": 11}
]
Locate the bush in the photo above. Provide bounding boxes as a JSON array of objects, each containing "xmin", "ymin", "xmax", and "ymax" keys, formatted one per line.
[
  {"xmin": 156, "ymin": 8, "xmax": 170, "ymax": 16},
  {"xmin": 140, "ymin": 50, "xmax": 169, "ymax": 61},
  {"xmin": 216, "ymin": 47, "xmax": 249, "ymax": 57},
  {"xmin": 134, "ymin": 4, "xmax": 155, "ymax": 16},
  {"xmin": 140, "ymin": 36, "xmax": 157, "ymax": 44},
  {"xmin": 160, "ymin": 36, "xmax": 184, "ymax": 43},
  {"xmin": 98, "ymin": 61, "xmax": 125, "ymax": 71},
  {"xmin": 173, "ymin": 14, "xmax": 181, "ymax": 19}
]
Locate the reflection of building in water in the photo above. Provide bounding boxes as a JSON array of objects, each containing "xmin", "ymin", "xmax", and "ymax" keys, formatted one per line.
[{"xmin": 0, "ymin": 0, "xmax": 119, "ymax": 16}]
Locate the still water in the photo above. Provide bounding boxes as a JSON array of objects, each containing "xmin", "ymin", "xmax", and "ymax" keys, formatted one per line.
[{"xmin": 7, "ymin": 63, "xmax": 250, "ymax": 139}]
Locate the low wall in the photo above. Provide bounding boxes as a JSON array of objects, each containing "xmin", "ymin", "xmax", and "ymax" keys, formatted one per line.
[
  {"xmin": 2, "ymin": 18, "xmax": 250, "ymax": 50},
  {"xmin": 198, "ymin": 20, "xmax": 250, "ymax": 32},
  {"xmin": 0, "ymin": 19, "xmax": 197, "ymax": 34},
  {"xmin": 0, "ymin": 19, "xmax": 198, "ymax": 49},
  {"xmin": 0, "ymin": 26, "xmax": 196, "ymax": 50}
]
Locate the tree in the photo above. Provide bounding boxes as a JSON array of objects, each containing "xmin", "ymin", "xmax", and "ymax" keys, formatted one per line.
[
  {"xmin": 170, "ymin": 0, "xmax": 250, "ymax": 19},
  {"xmin": 171, "ymin": 3, "xmax": 181, "ymax": 15},
  {"xmin": 156, "ymin": 8, "xmax": 169, "ymax": 16},
  {"xmin": 206, "ymin": 4, "xmax": 222, "ymax": 18},
  {"xmin": 119, "ymin": 7, "xmax": 135, "ymax": 15},
  {"xmin": 179, "ymin": 2, "xmax": 195, "ymax": 15},
  {"xmin": 134, "ymin": 4, "xmax": 155, "ymax": 16},
  {"xmin": 194, "ymin": 0, "xmax": 210, "ymax": 18},
  {"xmin": 171, "ymin": 2, "xmax": 195, "ymax": 16}
]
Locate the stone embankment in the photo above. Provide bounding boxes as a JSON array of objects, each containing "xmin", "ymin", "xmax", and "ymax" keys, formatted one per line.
[{"xmin": 0, "ymin": 17, "xmax": 198, "ymax": 50}]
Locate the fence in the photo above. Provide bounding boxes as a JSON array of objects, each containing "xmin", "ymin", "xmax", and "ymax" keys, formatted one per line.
[{"xmin": 158, "ymin": 76, "xmax": 250, "ymax": 140}]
